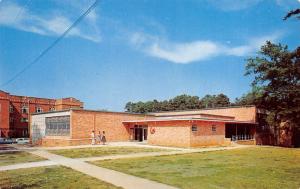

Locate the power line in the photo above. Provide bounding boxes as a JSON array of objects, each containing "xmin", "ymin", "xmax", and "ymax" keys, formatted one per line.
[
  {"xmin": 0, "ymin": 0, "xmax": 99, "ymax": 87},
  {"xmin": 14, "ymin": 0, "xmax": 32, "ymax": 23}
]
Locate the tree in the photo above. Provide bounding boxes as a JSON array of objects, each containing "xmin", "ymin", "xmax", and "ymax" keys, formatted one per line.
[
  {"xmin": 125, "ymin": 102, "xmax": 133, "ymax": 112},
  {"xmin": 124, "ymin": 93, "xmax": 232, "ymax": 113},
  {"xmin": 200, "ymin": 94, "xmax": 230, "ymax": 108},
  {"xmin": 201, "ymin": 95, "xmax": 215, "ymax": 108},
  {"xmin": 234, "ymin": 86, "xmax": 263, "ymax": 106},
  {"xmin": 245, "ymin": 41, "xmax": 300, "ymax": 145},
  {"xmin": 283, "ymin": 8, "xmax": 300, "ymax": 20},
  {"xmin": 215, "ymin": 93, "xmax": 230, "ymax": 107}
]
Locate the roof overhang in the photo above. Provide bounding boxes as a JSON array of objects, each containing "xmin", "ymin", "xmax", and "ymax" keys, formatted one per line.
[{"xmin": 122, "ymin": 117, "xmax": 257, "ymax": 125}]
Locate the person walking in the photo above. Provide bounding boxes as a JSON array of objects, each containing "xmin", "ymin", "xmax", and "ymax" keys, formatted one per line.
[
  {"xmin": 101, "ymin": 131, "xmax": 106, "ymax": 145},
  {"xmin": 91, "ymin": 130, "xmax": 96, "ymax": 145},
  {"xmin": 97, "ymin": 131, "xmax": 102, "ymax": 144}
]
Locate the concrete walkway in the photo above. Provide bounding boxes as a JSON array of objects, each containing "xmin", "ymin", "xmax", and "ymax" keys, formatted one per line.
[
  {"xmin": 0, "ymin": 160, "xmax": 58, "ymax": 171},
  {"xmin": 30, "ymin": 150, "xmax": 177, "ymax": 189},
  {"xmin": 13, "ymin": 142, "xmax": 186, "ymax": 151}
]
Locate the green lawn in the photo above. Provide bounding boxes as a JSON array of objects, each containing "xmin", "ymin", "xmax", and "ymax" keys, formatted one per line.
[
  {"xmin": 50, "ymin": 146, "xmax": 168, "ymax": 158},
  {"xmin": 92, "ymin": 147, "xmax": 300, "ymax": 189},
  {"xmin": 0, "ymin": 166, "xmax": 121, "ymax": 189},
  {"xmin": 0, "ymin": 151, "xmax": 46, "ymax": 166}
]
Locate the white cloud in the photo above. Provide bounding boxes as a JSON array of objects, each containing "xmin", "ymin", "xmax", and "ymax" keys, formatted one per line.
[
  {"xmin": 0, "ymin": 1, "xmax": 101, "ymax": 42},
  {"xmin": 129, "ymin": 32, "xmax": 282, "ymax": 64},
  {"xmin": 149, "ymin": 41, "xmax": 219, "ymax": 64}
]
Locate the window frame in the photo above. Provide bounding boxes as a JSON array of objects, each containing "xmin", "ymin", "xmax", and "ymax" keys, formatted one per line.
[
  {"xmin": 21, "ymin": 117, "xmax": 28, "ymax": 123},
  {"xmin": 191, "ymin": 125, "xmax": 198, "ymax": 132},
  {"xmin": 45, "ymin": 116, "xmax": 70, "ymax": 136},
  {"xmin": 9, "ymin": 105, "xmax": 14, "ymax": 113},
  {"xmin": 36, "ymin": 107, "xmax": 43, "ymax": 113},
  {"xmin": 212, "ymin": 125, "xmax": 217, "ymax": 132},
  {"xmin": 21, "ymin": 106, "xmax": 29, "ymax": 114}
]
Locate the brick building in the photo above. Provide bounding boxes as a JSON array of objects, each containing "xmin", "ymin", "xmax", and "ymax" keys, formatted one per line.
[
  {"xmin": 0, "ymin": 90, "xmax": 83, "ymax": 138},
  {"xmin": 30, "ymin": 106, "xmax": 258, "ymax": 147}
]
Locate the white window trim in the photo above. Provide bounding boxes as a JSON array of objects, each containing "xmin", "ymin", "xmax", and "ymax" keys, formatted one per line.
[
  {"xmin": 22, "ymin": 106, "xmax": 29, "ymax": 114},
  {"xmin": 36, "ymin": 107, "xmax": 43, "ymax": 113},
  {"xmin": 9, "ymin": 105, "xmax": 14, "ymax": 113}
]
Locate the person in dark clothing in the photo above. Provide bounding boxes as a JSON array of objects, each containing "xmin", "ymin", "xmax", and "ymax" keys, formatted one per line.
[{"xmin": 101, "ymin": 131, "xmax": 106, "ymax": 145}]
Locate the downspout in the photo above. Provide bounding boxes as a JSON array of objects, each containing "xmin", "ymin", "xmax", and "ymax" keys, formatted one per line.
[
  {"xmin": 93, "ymin": 112, "xmax": 96, "ymax": 131},
  {"xmin": 235, "ymin": 124, "xmax": 238, "ymax": 140}
]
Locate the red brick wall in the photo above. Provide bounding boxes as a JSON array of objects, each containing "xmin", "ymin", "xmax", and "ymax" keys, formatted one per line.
[
  {"xmin": 197, "ymin": 107, "xmax": 257, "ymax": 122},
  {"xmin": 0, "ymin": 90, "xmax": 83, "ymax": 138},
  {"xmin": 71, "ymin": 110, "xmax": 151, "ymax": 142},
  {"xmin": 9, "ymin": 96, "xmax": 57, "ymax": 137},
  {"xmin": 153, "ymin": 106, "xmax": 257, "ymax": 122},
  {"xmin": 190, "ymin": 120, "xmax": 229, "ymax": 147},
  {"xmin": 147, "ymin": 120, "xmax": 230, "ymax": 147},
  {"xmin": 147, "ymin": 121, "xmax": 191, "ymax": 147},
  {"xmin": 0, "ymin": 91, "xmax": 10, "ymax": 137},
  {"xmin": 55, "ymin": 98, "xmax": 83, "ymax": 110}
]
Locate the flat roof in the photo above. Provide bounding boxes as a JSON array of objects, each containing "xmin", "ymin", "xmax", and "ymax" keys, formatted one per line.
[
  {"xmin": 32, "ymin": 108, "xmax": 150, "ymax": 116},
  {"xmin": 122, "ymin": 117, "xmax": 257, "ymax": 124},
  {"xmin": 71, "ymin": 108, "xmax": 149, "ymax": 116},
  {"xmin": 156, "ymin": 113, "xmax": 235, "ymax": 119},
  {"xmin": 31, "ymin": 109, "xmax": 71, "ymax": 115}
]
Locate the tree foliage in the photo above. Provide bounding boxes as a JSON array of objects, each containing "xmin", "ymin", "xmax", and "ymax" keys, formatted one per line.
[
  {"xmin": 283, "ymin": 8, "xmax": 300, "ymax": 20},
  {"xmin": 245, "ymin": 41, "xmax": 300, "ymax": 144},
  {"xmin": 234, "ymin": 86, "xmax": 263, "ymax": 106},
  {"xmin": 125, "ymin": 93, "xmax": 231, "ymax": 113}
]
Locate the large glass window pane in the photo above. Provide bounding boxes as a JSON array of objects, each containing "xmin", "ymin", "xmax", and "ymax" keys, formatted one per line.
[{"xmin": 45, "ymin": 116, "xmax": 70, "ymax": 136}]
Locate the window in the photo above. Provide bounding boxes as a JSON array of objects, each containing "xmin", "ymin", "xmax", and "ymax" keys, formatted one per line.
[
  {"xmin": 22, "ymin": 106, "xmax": 29, "ymax": 114},
  {"xmin": 10, "ymin": 117, "xmax": 14, "ymax": 122},
  {"xmin": 45, "ymin": 116, "xmax": 70, "ymax": 136},
  {"xmin": 212, "ymin": 125, "xmax": 217, "ymax": 132},
  {"xmin": 21, "ymin": 118, "xmax": 28, "ymax": 122},
  {"xmin": 9, "ymin": 105, "xmax": 14, "ymax": 113},
  {"xmin": 191, "ymin": 125, "xmax": 198, "ymax": 132},
  {"xmin": 50, "ymin": 107, "xmax": 55, "ymax": 111},
  {"xmin": 36, "ymin": 107, "xmax": 43, "ymax": 113}
]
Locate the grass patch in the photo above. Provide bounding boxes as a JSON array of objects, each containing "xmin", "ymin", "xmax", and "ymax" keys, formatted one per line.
[
  {"xmin": 0, "ymin": 151, "xmax": 46, "ymax": 166},
  {"xmin": 92, "ymin": 147, "xmax": 300, "ymax": 189},
  {"xmin": 0, "ymin": 165, "xmax": 121, "ymax": 189},
  {"xmin": 50, "ymin": 146, "xmax": 168, "ymax": 158}
]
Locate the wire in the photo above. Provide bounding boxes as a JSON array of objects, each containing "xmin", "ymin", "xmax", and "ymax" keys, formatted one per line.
[
  {"xmin": 14, "ymin": 0, "xmax": 32, "ymax": 23},
  {"xmin": 0, "ymin": 0, "xmax": 99, "ymax": 87}
]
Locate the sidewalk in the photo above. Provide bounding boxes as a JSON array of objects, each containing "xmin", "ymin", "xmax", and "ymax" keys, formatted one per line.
[
  {"xmin": 30, "ymin": 150, "xmax": 177, "ymax": 189},
  {"xmin": 13, "ymin": 142, "xmax": 187, "ymax": 151},
  {"xmin": 0, "ymin": 160, "xmax": 58, "ymax": 171}
]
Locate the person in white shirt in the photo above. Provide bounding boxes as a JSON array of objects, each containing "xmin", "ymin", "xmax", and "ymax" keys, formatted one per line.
[{"xmin": 91, "ymin": 130, "xmax": 96, "ymax": 145}]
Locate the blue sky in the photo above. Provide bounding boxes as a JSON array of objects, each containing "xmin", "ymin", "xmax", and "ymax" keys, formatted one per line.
[{"xmin": 0, "ymin": 0, "xmax": 299, "ymax": 111}]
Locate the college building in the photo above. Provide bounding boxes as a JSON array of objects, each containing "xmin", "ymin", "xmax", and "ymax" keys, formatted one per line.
[
  {"xmin": 30, "ymin": 106, "xmax": 260, "ymax": 147},
  {"xmin": 0, "ymin": 90, "xmax": 83, "ymax": 138}
]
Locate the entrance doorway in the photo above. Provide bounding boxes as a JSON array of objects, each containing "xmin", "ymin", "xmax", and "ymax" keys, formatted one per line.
[
  {"xmin": 133, "ymin": 125, "xmax": 148, "ymax": 142},
  {"xmin": 225, "ymin": 123, "xmax": 255, "ymax": 141}
]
